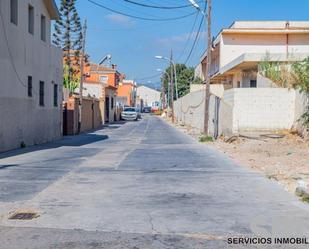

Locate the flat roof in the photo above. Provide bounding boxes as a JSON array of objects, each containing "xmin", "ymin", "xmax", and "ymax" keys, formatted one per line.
[
  {"xmin": 44, "ymin": 0, "xmax": 60, "ymax": 20},
  {"xmin": 200, "ymin": 20, "xmax": 309, "ymax": 62}
]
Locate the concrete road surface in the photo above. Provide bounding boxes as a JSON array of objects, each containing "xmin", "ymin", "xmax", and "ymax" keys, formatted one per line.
[{"xmin": 0, "ymin": 115, "xmax": 308, "ymax": 249}]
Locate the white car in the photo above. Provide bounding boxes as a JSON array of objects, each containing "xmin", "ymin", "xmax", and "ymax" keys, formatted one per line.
[{"xmin": 121, "ymin": 107, "xmax": 138, "ymax": 121}]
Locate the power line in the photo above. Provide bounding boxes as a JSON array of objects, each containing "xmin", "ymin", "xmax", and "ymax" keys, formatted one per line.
[
  {"xmin": 123, "ymin": 0, "xmax": 195, "ymax": 9},
  {"xmin": 183, "ymin": 2, "xmax": 207, "ymax": 65},
  {"xmin": 176, "ymin": 12, "xmax": 199, "ymax": 61},
  {"xmin": 87, "ymin": 0, "xmax": 197, "ymax": 21},
  {"xmin": 183, "ymin": 14, "xmax": 205, "ymax": 65}
]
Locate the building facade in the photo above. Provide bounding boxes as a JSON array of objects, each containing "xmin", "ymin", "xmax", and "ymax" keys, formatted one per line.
[
  {"xmin": 117, "ymin": 80, "xmax": 137, "ymax": 107},
  {"xmin": 136, "ymin": 85, "xmax": 161, "ymax": 111},
  {"xmin": 0, "ymin": 0, "xmax": 62, "ymax": 152},
  {"xmin": 196, "ymin": 21, "xmax": 309, "ymax": 90},
  {"xmin": 83, "ymin": 63, "xmax": 125, "ymax": 123}
]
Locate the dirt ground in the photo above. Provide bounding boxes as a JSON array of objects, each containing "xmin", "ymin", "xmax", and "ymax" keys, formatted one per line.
[
  {"xmin": 208, "ymin": 133, "xmax": 309, "ymax": 194},
  {"xmin": 168, "ymin": 119, "xmax": 309, "ymax": 195}
]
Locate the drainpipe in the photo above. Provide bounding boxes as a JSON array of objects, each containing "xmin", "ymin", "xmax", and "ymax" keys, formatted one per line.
[{"xmin": 286, "ymin": 21, "xmax": 290, "ymax": 60}]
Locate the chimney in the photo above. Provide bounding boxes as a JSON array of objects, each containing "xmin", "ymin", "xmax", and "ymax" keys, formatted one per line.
[{"xmin": 112, "ymin": 64, "xmax": 117, "ymax": 70}]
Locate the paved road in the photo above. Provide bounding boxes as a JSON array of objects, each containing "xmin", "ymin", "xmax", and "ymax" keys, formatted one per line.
[{"xmin": 0, "ymin": 115, "xmax": 309, "ymax": 249}]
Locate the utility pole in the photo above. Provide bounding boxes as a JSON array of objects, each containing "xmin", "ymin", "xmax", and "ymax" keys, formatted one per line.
[
  {"xmin": 78, "ymin": 20, "xmax": 87, "ymax": 133},
  {"xmin": 203, "ymin": 0, "xmax": 212, "ymax": 135},
  {"xmin": 170, "ymin": 50, "xmax": 175, "ymax": 123}
]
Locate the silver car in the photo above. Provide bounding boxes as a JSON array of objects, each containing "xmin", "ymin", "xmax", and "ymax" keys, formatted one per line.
[{"xmin": 121, "ymin": 107, "xmax": 138, "ymax": 121}]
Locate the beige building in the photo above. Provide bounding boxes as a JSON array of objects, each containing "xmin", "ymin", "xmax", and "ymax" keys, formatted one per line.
[
  {"xmin": 0, "ymin": 0, "xmax": 62, "ymax": 152},
  {"xmin": 196, "ymin": 21, "xmax": 309, "ymax": 89},
  {"xmin": 176, "ymin": 21, "xmax": 309, "ymax": 136}
]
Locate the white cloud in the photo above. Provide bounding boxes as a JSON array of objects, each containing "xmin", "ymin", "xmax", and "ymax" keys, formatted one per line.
[{"xmin": 105, "ymin": 14, "xmax": 135, "ymax": 28}]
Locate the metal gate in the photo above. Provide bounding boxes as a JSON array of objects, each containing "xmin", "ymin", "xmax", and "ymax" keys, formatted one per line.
[{"xmin": 213, "ymin": 96, "xmax": 220, "ymax": 139}]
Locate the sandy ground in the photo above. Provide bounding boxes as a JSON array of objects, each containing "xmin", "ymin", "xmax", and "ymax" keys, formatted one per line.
[
  {"xmin": 208, "ymin": 133, "xmax": 309, "ymax": 194},
  {"xmin": 166, "ymin": 118, "xmax": 309, "ymax": 196}
]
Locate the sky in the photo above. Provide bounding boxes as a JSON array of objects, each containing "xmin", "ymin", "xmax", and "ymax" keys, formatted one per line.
[{"xmin": 55, "ymin": 0, "xmax": 309, "ymax": 87}]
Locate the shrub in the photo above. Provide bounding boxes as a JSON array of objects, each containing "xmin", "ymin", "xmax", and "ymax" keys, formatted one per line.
[{"xmin": 199, "ymin": 134, "xmax": 214, "ymax": 142}]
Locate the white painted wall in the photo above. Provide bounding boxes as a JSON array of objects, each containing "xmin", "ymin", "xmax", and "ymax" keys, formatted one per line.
[
  {"xmin": 81, "ymin": 83, "xmax": 103, "ymax": 98},
  {"xmin": 190, "ymin": 84, "xmax": 224, "ymax": 98},
  {"xmin": 0, "ymin": 0, "xmax": 62, "ymax": 152},
  {"xmin": 174, "ymin": 90, "xmax": 205, "ymax": 133},
  {"xmin": 174, "ymin": 87, "xmax": 307, "ymax": 136},
  {"xmin": 136, "ymin": 86, "xmax": 161, "ymax": 107}
]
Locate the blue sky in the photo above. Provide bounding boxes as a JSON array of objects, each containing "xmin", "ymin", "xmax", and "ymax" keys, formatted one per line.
[{"xmin": 55, "ymin": 0, "xmax": 309, "ymax": 86}]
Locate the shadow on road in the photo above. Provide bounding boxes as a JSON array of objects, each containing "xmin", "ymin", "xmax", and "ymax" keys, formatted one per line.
[
  {"xmin": 0, "ymin": 164, "xmax": 19, "ymax": 170},
  {"xmin": 0, "ymin": 133, "xmax": 109, "ymax": 160},
  {"xmin": 0, "ymin": 119, "xmax": 131, "ymax": 160}
]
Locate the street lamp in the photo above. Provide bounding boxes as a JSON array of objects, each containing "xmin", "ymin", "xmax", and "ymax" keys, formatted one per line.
[
  {"xmin": 188, "ymin": 0, "xmax": 212, "ymax": 135},
  {"xmin": 155, "ymin": 55, "xmax": 178, "ymax": 100},
  {"xmin": 188, "ymin": 0, "xmax": 206, "ymax": 15}
]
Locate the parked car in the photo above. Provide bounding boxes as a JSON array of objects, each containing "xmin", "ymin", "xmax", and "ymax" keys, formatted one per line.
[
  {"xmin": 121, "ymin": 107, "xmax": 138, "ymax": 121},
  {"xmin": 142, "ymin": 106, "xmax": 152, "ymax": 113}
]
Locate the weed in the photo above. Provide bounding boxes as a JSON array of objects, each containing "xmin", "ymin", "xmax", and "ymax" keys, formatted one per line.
[{"xmin": 199, "ymin": 134, "xmax": 214, "ymax": 142}]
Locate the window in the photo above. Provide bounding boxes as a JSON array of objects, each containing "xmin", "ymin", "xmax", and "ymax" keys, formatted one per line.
[
  {"xmin": 40, "ymin": 15, "xmax": 46, "ymax": 42},
  {"xmin": 39, "ymin": 81, "xmax": 44, "ymax": 106},
  {"xmin": 10, "ymin": 0, "xmax": 18, "ymax": 25},
  {"xmin": 27, "ymin": 76, "xmax": 32, "ymax": 97},
  {"xmin": 28, "ymin": 5, "xmax": 34, "ymax": 34},
  {"xmin": 99, "ymin": 75, "xmax": 108, "ymax": 83},
  {"xmin": 250, "ymin": 80, "xmax": 257, "ymax": 88},
  {"xmin": 111, "ymin": 97, "xmax": 114, "ymax": 109},
  {"xmin": 53, "ymin": 84, "xmax": 58, "ymax": 107}
]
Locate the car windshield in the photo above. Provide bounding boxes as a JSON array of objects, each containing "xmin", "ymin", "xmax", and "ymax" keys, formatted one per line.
[{"xmin": 124, "ymin": 108, "xmax": 136, "ymax": 112}]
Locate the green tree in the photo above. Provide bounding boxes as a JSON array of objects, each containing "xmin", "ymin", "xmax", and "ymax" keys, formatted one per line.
[
  {"xmin": 292, "ymin": 57, "xmax": 309, "ymax": 127},
  {"xmin": 162, "ymin": 64, "xmax": 202, "ymax": 103},
  {"xmin": 259, "ymin": 55, "xmax": 309, "ymax": 127},
  {"xmin": 53, "ymin": 0, "xmax": 83, "ymax": 92}
]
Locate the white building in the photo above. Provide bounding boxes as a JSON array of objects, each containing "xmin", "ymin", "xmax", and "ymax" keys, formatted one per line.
[
  {"xmin": 136, "ymin": 85, "xmax": 161, "ymax": 110},
  {"xmin": 0, "ymin": 0, "xmax": 62, "ymax": 152}
]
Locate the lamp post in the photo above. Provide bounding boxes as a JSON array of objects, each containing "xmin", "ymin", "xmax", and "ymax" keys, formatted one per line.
[
  {"xmin": 155, "ymin": 56, "xmax": 178, "ymax": 100},
  {"xmin": 187, "ymin": 0, "xmax": 212, "ymax": 135}
]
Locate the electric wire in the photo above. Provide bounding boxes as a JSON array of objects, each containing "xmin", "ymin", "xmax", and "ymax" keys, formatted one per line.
[
  {"xmin": 123, "ymin": 0, "xmax": 197, "ymax": 9},
  {"xmin": 183, "ymin": 3, "xmax": 207, "ymax": 65},
  {"xmin": 87, "ymin": 0, "xmax": 198, "ymax": 21},
  {"xmin": 176, "ymin": 12, "xmax": 199, "ymax": 61}
]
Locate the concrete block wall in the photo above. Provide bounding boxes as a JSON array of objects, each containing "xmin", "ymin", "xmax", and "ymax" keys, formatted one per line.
[
  {"xmin": 230, "ymin": 88, "xmax": 296, "ymax": 132},
  {"xmin": 294, "ymin": 91, "xmax": 309, "ymax": 136},
  {"xmin": 174, "ymin": 87, "xmax": 305, "ymax": 137}
]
